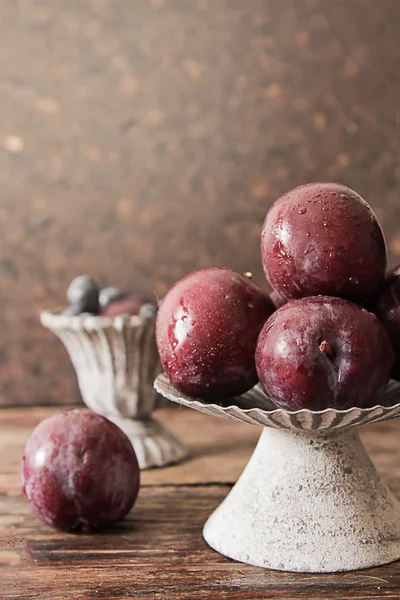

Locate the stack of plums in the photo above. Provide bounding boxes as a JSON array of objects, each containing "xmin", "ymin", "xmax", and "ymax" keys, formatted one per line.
[
  {"xmin": 156, "ymin": 182, "xmax": 400, "ymax": 411},
  {"xmin": 63, "ymin": 275, "xmax": 157, "ymax": 318}
]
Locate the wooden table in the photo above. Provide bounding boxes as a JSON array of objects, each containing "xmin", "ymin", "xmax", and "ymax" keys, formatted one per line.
[{"xmin": 1, "ymin": 407, "xmax": 400, "ymax": 599}]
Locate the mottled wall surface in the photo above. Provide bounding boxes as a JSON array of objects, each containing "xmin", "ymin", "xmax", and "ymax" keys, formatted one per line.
[{"xmin": 0, "ymin": 0, "xmax": 399, "ymax": 405}]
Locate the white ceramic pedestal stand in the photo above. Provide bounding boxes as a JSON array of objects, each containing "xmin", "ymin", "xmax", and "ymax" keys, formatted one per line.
[
  {"xmin": 155, "ymin": 374, "xmax": 400, "ymax": 573},
  {"xmin": 41, "ymin": 310, "xmax": 189, "ymax": 469}
]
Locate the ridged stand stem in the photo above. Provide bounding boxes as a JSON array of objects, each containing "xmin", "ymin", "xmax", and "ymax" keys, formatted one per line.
[
  {"xmin": 107, "ymin": 415, "xmax": 189, "ymax": 470},
  {"xmin": 204, "ymin": 426, "xmax": 400, "ymax": 572}
]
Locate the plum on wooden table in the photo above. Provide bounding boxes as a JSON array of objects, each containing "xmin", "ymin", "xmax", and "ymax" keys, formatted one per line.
[{"xmin": 21, "ymin": 409, "xmax": 140, "ymax": 531}]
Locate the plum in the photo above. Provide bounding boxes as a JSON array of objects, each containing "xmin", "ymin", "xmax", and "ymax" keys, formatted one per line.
[
  {"xmin": 261, "ymin": 182, "xmax": 387, "ymax": 304},
  {"xmin": 373, "ymin": 265, "xmax": 400, "ymax": 381},
  {"xmin": 21, "ymin": 409, "xmax": 140, "ymax": 531},
  {"xmin": 256, "ymin": 296, "xmax": 394, "ymax": 411},
  {"xmin": 100, "ymin": 295, "xmax": 155, "ymax": 317},
  {"xmin": 156, "ymin": 267, "xmax": 275, "ymax": 400}
]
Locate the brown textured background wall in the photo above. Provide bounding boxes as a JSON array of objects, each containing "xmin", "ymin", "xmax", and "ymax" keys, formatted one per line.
[{"xmin": 0, "ymin": 0, "xmax": 399, "ymax": 406}]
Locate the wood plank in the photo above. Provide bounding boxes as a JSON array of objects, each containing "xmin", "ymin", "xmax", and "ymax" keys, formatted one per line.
[
  {"xmin": 1, "ymin": 407, "xmax": 400, "ymax": 598},
  {"xmin": 1, "ymin": 488, "xmax": 400, "ymax": 600}
]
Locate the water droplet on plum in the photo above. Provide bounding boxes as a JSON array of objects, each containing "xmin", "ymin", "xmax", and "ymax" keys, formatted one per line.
[{"xmin": 274, "ymin": 240, "xmax": 287, "ymax": 257}]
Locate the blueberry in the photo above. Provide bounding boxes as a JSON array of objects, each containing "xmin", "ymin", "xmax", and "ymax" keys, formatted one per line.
[
  {"xmin": 99, "ymin": 287, "xmax": 127, "ymax": 310},
  {"xmin": 66, "ymin": 275, "xmax": 99, "ymax": 315},
  {"xmin": 139, "ymin": 302, "xmax": 158, "ymax": 318}
]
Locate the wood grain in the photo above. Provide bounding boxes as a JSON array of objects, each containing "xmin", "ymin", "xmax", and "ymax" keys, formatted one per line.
[
  {"xmin": 2, "ymin": 489, "xmax": 400, "ymax": 600},
  {"xmin": 1, "ymin": 407, "xmax": 400, "ymax": 598}
]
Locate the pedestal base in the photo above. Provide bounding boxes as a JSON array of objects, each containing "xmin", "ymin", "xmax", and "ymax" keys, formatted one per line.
[
  {"xmin": 203, "ymin": 427, "xmax": 400, "ymax": 572},
  {"xmin": 107, "ymin": 415, "xmax": 189, "ymax": 470}
]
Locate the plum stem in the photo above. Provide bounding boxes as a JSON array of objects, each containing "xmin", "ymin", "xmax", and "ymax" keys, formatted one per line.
[
  {"xmin": 319, "ymin": 340, "xmax": 334, "ymax": 358},
  {"xmin": 243, "ymin": 272, "xmax": 253, "ymax": 279}
]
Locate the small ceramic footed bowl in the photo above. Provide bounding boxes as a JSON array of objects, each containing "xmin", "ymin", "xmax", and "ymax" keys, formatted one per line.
[
  {"xmin": 155, "ymin": 373, "xmax": 400, "ymax": 573},
  {"xmin": 41, "ymin": 310, "xmax": 189, "ymax": 469}
]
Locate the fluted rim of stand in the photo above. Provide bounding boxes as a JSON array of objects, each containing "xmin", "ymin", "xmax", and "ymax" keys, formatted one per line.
[{"xmin": 154, "ymin": 373, "xmax": 400, "ymax": 431}]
